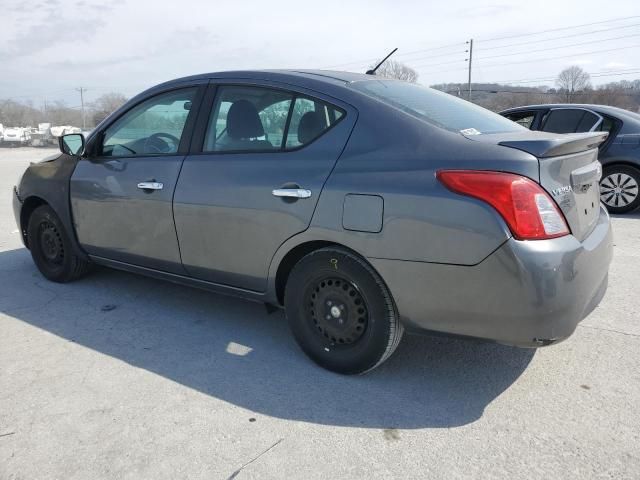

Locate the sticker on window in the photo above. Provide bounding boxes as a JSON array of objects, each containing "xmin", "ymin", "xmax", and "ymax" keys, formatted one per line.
[{"xmin": 460, "ymin": 128, "xmax": 481, "ymax": 135}]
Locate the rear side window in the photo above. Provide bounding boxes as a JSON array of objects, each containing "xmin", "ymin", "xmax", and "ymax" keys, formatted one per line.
[
  {"xmin": 350, "ymin": 80, "xmax": 523, "ymax": 134},
  {"xmin": 541, "ymin": 109, "xmax": 600, "ymax": 133},
  {"xmin": 285, "ymin": 97, "xmax": 344, "ymax": 149},
  {"xmin": 596, "ymin": 116, "xmax": 616, "ymax": 134},
  {"xmin": 203, "ymin": 86, "xmax": 344, "ymax": 153}
]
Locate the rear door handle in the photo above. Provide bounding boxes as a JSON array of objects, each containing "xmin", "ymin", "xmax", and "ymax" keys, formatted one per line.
[
  {"xmin": 137, "ymin": 181, "xmax": 164, "ymax": 191},
  {"xmin": 272, "ymin": 188, "xmax": 312, "ymax": 199}
]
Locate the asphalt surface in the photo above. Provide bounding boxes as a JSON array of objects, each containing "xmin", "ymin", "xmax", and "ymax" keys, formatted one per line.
[{"xmin": 0, "ymin": 148, "xmax": 639, "ymax": 479}]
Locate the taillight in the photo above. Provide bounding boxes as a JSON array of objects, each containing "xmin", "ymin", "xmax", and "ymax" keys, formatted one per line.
[{"xmin": 437, "ymin": 170, "xmax": 570, "ymax": 240}]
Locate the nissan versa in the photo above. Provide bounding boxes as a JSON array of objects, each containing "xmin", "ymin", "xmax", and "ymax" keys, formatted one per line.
[{"xmin": 12, "ymin": 70, "xmax": 613, "ymax": 374}]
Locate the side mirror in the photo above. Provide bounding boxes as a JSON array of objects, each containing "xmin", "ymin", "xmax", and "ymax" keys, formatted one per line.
[{"xmin": 59, "ymin": 133, "xmax": 85, "ymax": 156}]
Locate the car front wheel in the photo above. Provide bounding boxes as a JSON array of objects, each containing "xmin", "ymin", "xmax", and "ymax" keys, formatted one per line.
[
  {"xmin": 284, "ymin": 247, "xmax": 404, "ymax": 375},
  {"xmin": 27, "ymin": 205, "xmax": 92, "ymax": 283},
  {"xmin": 600, "ymin": 165, "xmax": 640, "ymax": 214}
]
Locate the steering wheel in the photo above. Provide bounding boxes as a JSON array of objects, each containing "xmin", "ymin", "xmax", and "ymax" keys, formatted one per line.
[{"xmin": 144, "ymin": 132, "xmax": 180, "ymax": 154}]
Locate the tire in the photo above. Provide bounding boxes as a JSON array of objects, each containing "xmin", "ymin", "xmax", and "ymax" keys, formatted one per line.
[
  {"xmin": 284, "ymin": 247, "xmax": 404, "ymax": 375},
  {"xmin": 27, "ymin": 205, "xmax": 91, "ymax": 283},
  {"xmin": 600, "ymin": 165, "xmax": 640, "ymax": 214}
]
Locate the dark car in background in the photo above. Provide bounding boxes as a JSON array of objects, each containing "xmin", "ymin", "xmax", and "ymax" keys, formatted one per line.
[
  {"xmin": 500, "ymin": 104, "xmax": 640, "ymax": 214},
  {"xmin": 13, "ymin": 71, "xmax": 613, "ymax": 374}
]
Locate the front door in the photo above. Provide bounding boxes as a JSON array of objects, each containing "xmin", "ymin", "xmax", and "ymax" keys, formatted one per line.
[
  {"xmin": 70, "ymin": 86, "xmax": 202, "ymax": 274},
  {"xmin": 173, "ymin": 83, "xmax": 355, "ymax": 291}
]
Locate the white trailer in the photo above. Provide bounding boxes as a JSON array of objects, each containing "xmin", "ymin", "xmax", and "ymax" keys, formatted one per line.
[{"xmin": 2, "ymin": 127, "xmax": 31, "ymax": 146}]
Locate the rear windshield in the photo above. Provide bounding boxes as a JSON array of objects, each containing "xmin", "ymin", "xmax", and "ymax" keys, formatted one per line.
[{"xmin": 351, "ymin": 80, "xmax": 524, "ymax": 135}]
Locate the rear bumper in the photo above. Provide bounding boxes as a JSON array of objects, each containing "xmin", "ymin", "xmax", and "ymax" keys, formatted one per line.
[{"xmin": 370, "ymin": 206, "xmax": 613, "ymax": 347}]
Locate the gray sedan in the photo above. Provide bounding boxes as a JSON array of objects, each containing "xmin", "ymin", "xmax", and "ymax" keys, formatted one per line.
[{"xmin": 12, "ymin": 70, "xmax": 612, "ymax": 374}]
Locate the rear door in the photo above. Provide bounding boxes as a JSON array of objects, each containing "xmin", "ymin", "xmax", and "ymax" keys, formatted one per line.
[{"xmin": 173, "ymin": 82, "xmax": 356, "ymax": 291}]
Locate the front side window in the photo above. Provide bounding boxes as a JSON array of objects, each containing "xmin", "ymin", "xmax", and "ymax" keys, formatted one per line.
[
  {"xmin": 203, "ymin": 86, "xmax": 345, "ymax": 153},
  {"xmin": 505, "ymin": 111, "xmax": 536, "ymax": 129},
  {"xmin": 350, "ymin": 79, "xmax": 523, "ymax": 135},
  {"xmin": 102, "ymin": 88, "xmax": 196, "ymax": 157}
]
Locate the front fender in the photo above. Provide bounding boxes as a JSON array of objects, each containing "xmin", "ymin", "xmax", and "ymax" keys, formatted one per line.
[{"xmin": 16, "ymin": 153, "xmax": 88, "ymax": 259}]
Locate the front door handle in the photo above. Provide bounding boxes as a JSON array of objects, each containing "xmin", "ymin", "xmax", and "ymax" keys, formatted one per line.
[
  {"xmin": 272, "ymin": 188, "xmax": 312, "ymax": 199},
  {"xmin": 137, "ymin": 181, "xmax": 164, "ymax": 191}
]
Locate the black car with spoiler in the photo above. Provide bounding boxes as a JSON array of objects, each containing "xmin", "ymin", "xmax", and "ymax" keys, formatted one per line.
[{"xmin": 500, "ymin": 104, "xmax": 640, "ymax": 214}]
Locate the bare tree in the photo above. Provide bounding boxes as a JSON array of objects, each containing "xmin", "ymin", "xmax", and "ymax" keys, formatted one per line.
[
  {"xmin": 556, "ymin": 66, "xmax": 591, "ymax": 103},
  {"xmin": 369, "ymin": 59, "xmax": 418, "ymax": 83}
]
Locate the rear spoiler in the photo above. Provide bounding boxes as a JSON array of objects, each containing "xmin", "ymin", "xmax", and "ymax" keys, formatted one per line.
[{"xmin": 497, "ymin": 131, "xmax": 608, "ymax": 158}]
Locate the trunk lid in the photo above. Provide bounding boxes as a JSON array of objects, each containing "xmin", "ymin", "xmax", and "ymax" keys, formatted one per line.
[{"xmin": 468, "ymin": 131, "xmax": 608, "ymax": 241}]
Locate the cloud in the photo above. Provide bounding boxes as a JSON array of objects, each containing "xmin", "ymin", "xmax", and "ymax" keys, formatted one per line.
[
  {"xmin": 46, "ymin": 55, "xmax": 147, "ymax": 70},
  {"xmin": 0, "ymin": 2, "xmax": 108, "ymax": 61},
  {"xmin": 1, "ymin": 0, "xmax": 639, "ymax": 101}
]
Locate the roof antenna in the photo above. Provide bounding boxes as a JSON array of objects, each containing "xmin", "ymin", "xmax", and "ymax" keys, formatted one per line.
[{"xmin": 366, "ymin": 48, "xmax": 398, "ymax": 75}]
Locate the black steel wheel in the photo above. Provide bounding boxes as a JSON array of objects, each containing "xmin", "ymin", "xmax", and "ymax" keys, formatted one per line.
[
  {"xmin": 285, "ymin": 247, "xmax": 404, "ymax": 374},
  {"xmin": 306, "ymin": 276, "xmax": 369, "ymax": 346},
  {"xmin": 27, "ymin": 205, "xmax": 92, "ymax": 282},
  {"xmin": 37, "ymin": 219, "xmax": 66, "ymax": 267}
]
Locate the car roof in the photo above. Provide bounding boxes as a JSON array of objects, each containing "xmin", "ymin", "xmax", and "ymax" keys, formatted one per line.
[{"xmin": 154, "ymin": 69, "xmax": 375, "ymax": 89}]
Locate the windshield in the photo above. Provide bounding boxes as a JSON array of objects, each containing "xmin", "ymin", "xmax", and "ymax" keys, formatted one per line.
[{"xmin": 351, "ymin": 80, "xmax": 524, "ymax": 135}]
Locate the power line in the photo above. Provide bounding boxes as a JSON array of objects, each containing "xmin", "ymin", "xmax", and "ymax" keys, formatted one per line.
[
  {"xmin": 491, "ymin": 69, "xmax": 640, "ymax": 85},
  {"xmin": 394, "ymin": 41, "xmax": 467, "ymax": 55},
  {"xmin": 322, "ymin": 42, "xmax": 466, "ymax": 69},
  {"xmin": 478, "ymin": 15, "xmax": 640, "ymax": 43},
  {"xmin": 474, "ymin": 44, "xmax": 640, "ymax": 70},
  {"xmin": 476, "ymin": 33, "xmax": 640, "ymax": 61},
  {"xmin": 412, "ymin": 36, "xmax": 640, "ymax": 71},
  {"xmin": 476, "ymin": 23, "xmax": 640, "ymax": 52},
  {"xmin": 446, "ymin": 89, "xmax": 639, "ymax": 97},
  {"xmin": 410, "ymin": 57, "xmax": 468, "ymax": 69},
  {"xmin": 333, "ymin": 16, "xmax": 640, "ymax": 70}
]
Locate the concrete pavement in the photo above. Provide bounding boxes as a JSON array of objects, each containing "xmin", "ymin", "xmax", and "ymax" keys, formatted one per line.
[{"xmin": 0, "ymin": 148, "xmax": 638, "ymax": 479}]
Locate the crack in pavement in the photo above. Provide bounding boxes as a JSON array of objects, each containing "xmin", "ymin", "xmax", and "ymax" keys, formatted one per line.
[
  {"xmin": 226, "ymin": 438, "xmax": 284, "ymax": 480},
  {"xmin": 579, "ymin": 323, "xmax": 640, "ymax": 339}
]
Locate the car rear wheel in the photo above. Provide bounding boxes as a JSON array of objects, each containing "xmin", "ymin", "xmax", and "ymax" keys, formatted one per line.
[
  {"xmin": 284, "ymin": 247, "xmax": 404, "ymax": 375},
  {"xmin": 27, "ymin": 205, "xmax": 92, "ymax": 283},
  {"xmin": 600, "ymin": 165, "xmax": 640, "ymax": 214}
]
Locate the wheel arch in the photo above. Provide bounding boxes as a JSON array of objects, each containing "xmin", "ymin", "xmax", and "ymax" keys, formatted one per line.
[
  {"xmin": 20, "ymin": 195, "xmax": 49, "ymax": 249},
  {"xmin": 601, "ymin": 160, "xmax": 640, "ymax": 172},
  {"xmin": 273, "ymin": 240, "xmax": 381, "ymax": 306}
]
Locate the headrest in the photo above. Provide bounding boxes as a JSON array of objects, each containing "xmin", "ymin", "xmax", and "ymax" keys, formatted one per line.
[
  {"xmin": 298, "ymin": 111, "xmax": 324, "ymax": 144},
  {"xmin": 227, "ymin": 100, "xmax": 264, "ymax": 139}
]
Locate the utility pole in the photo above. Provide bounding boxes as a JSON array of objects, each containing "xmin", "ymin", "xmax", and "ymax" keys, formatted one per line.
[
  {"xmin": 76, "ymin": 87, "xmax": 87, "ymax": 129},
  {"xmin": 466, "ymin": 39, "xmax": 473, "ymax": 101}
]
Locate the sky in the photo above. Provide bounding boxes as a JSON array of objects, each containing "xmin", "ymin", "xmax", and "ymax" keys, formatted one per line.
[{"xmin": 0, "ymin": 0, "xmax": 639, "ymax": 107}]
